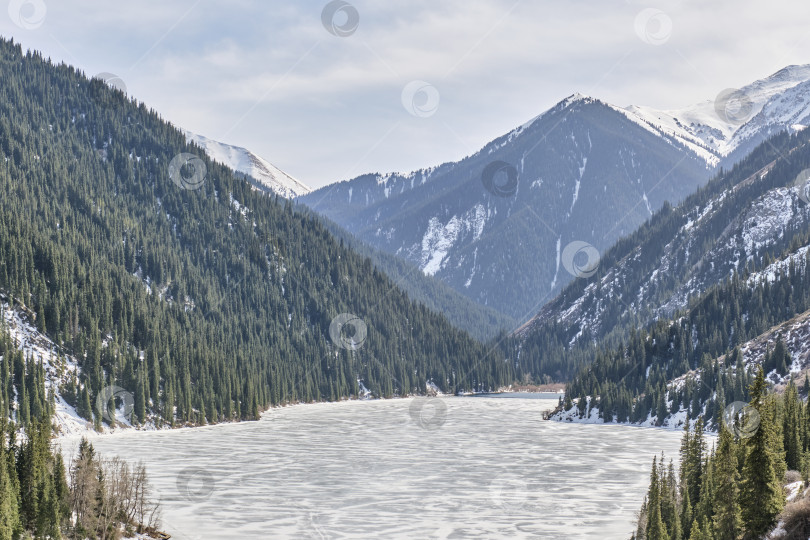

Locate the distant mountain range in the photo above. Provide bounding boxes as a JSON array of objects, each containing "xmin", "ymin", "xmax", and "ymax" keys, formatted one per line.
[{"xmin": 300, "ymin": 65, "xmax": 810, "ymax": 322}]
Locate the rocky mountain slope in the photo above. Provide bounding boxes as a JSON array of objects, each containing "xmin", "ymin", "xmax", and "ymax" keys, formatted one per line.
[
  {"xmin": 302, "ymin": 95, "xmax": 712, "ymax": 320},
  {"xmin": 517, "ymin": 127, "xmax": 810, "ymax": 349},
  {"xmin": 302, "ymin": 66, "xmax": 810, "ymax": 322}
]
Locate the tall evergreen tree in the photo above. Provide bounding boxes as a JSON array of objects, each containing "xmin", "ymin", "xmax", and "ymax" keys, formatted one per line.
[
  {"xmin": 783, "ymin": 379, "xmax": 802, "ymax": 471},
  {"xmin": 739, "ymin": 367, "xmax": 783, "ymax": 537},
  {"xmin": 712, "ymin": 425, "xmax": 741, "ymax": 540},
  {"xmin": 646, "ymin": 456, "xmax": 668, "ymax": 540}
]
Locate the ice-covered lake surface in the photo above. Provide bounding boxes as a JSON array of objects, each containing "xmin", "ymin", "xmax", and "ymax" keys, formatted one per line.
[{"xmin": 60, "ymin": 396, "xmax": 684, "ymax": 539}]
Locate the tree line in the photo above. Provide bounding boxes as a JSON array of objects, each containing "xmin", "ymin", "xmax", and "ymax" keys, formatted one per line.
[
  {"xmin": 558, "ymin": 241, "xmax": 810, "ymax": 427},
  {"xmin": 0, "ymin": 37, "xmax": 520, "ymax": 431},
  {"xmin": 634, "ymin": 367, "xmax": 810, "ymax": 540}
]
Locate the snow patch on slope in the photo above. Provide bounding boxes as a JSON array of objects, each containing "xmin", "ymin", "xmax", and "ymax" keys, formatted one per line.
[
  {"xmin": 184, "ymin": 130, "xmax": 310, "ymax": 198},
  {"xmin": 419, "ymin": 204, "xmax": 489, "ymax": 277}
]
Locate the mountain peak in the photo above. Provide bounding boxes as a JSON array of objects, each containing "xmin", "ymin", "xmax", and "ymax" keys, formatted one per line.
[
  {"xmin": 561, "ymin": 92, "xmax": 593, "ymax": 106},
  {"xmin": 762, "ymin": 64, "xmax": 810, "ymax": 84},
  {"xmin": 183, "ymin": 130, "xmax": 311, "ymax": 198}
]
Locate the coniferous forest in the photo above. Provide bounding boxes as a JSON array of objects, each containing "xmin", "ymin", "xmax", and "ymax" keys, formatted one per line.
[
  {"xmin": 5, "ymin": 7, "xmax": 810, "ymax": 537},
  {"xmin": 633, "ymin": 367, "xmax": 810, "ymax": 540},
  {"xmin": 0, "ymin": 36, "xmax": 522, "ymax": 434}
]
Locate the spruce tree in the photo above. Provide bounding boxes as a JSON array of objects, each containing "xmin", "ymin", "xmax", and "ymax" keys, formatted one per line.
[
  {"xmin": 646, "ymin": 456, "xmax": 668, "ymax": 540},
  {"xmin": 0, "ymin": 420, "xmax": 20, "ymax": 540},
  {"xmin": 712, "ymin": 425, "xmax": 741, "ymax": 540},
  {"xmin": 739, "ymin": 367, "xmax": 783, "ymax": 537},
  {"xmin": 686, "ymin": 418, "xmax": 705, "ymax": 508},
  {"xmin": 662, "ymin": 460, "xmax": 682, "ymax": 540},
  {"xmin": 135, "ymin": 372, "xmax": 146, "ymax": 425},
  {"xmin": 783, "ymin": 379, "xmax": 802, "ymax": 471},
  {"xmin": 680, "ymin": 483, "xmax": 693, "ymax": 540}
]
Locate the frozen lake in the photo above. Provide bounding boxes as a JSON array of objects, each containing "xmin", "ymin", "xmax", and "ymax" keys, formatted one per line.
[{"xmin": 60, "ymin": 396, "xmax": 683, "ymax": 539}]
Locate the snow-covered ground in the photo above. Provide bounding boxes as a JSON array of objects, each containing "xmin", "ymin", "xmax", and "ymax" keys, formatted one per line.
[
  {"xmin": 0, "ymin": 295, "xmax": 165, "ymax": 437},
  {"xmin": 60, "ymin": 396, "xmax": 683, "ymax": 540},
  {"xmin": 1, "ymin": 296, "xmax": 95, "ymax": 436},
  {"xmin": 553, "ymin": 396, "xmax": 699, "ymax": 432}
]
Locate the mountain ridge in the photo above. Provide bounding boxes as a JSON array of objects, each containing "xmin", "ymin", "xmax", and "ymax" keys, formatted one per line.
[
  {"xmin": 302, "ymin": 64, "xmax": 810, "ymax": 325},
  {"xmin": 183, "ymin": 130, "xmax": 311, "ymax": 198}
]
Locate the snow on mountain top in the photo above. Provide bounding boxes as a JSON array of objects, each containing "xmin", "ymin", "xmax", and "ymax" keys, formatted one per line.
[
  {"xmin": 183, "ymin": 130, "xmax": 311, "ymax": 199},
  {"xmin": 622, "ymin": 64, "xmax": 810, "ymax": 161},
  {"xmin": 501, "ymin": 64, "xmax": 810, "ymax": 171}
]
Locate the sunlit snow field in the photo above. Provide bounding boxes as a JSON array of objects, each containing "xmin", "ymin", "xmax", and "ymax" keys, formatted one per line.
[{"xmin": 60, "ymin": 396, "xmax": 683, "ymax": 539}]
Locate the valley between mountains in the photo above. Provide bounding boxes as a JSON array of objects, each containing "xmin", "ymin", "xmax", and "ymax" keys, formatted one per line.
[{"xmin": 4, "ymin": 21, "xmax": 810, "ymax": 540}]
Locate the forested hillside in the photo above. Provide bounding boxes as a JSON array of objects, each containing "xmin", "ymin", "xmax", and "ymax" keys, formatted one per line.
[
  {"xmin": 634, "ymin": 369, "xmax": 810, "ymax": 540},
  {"xmin": 555, "ymin": 235, "xmax": 810, "ymax": 426},
  {"xmin": 507, "ymin": 125, "xmax": 810, "ymax": 385},
  {"xmin": 0, "ymin": 37, "xmax": 518, "ymax": 430},
  {"xmin": 298, "ymin": 206, "xmax": 515, "ymax": 341}
]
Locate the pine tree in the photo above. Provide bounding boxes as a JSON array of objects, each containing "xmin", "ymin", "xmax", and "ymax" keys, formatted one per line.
[
  {"xmin": 686, "ymin": 418, "xmax": 705, "ymax": 508},
  {"xmin": 712, "ymin": 425, "xmax": 741, "ymax": 540},
  {"xmin": 0, "ymin": 419, "xmax": 20, "ymax": 540},
  {"xmin": 739, "ymin": 367, "xmax": 783, "ymax": 537},
  {"xmin": 77, "ymin": 385, "xmax": 92, "ymax": 422},
  {"xmin": 681, "ymin": 483, "xmax": 693, "ymax": 540},
  {"xmin": 694, "ymin": 450, "xmax": 715, "ymax": 527},
  {"xmin": 783, "ymin": 379, "xmax": 802, "ymax": 471},
  {"xmin": 135, "ymin": 372, "xmax": 146, "ymax": 425},
  {"xmin": 662, "ymin": 460, "xmax": 682, "ymax": 540},
  {"xmin": 646, "ymin": 456, "xmax": 668, "ymax": 540},
  {"xmin": 687, "ymin": 516, "xmax": 712, "ymax": 540}
]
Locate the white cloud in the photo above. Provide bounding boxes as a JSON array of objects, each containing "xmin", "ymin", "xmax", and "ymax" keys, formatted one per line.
[{"xmin": 0, "ymin": 0, "xmax": 808, "ymax": 188}]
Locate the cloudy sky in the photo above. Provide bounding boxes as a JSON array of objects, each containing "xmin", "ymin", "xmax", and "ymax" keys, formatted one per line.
[{"xmin": 1, "ymin": 0, "xmax": 809, "ymax": 189}]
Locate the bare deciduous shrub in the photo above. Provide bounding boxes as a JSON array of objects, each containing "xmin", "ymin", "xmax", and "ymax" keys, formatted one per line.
[
  {"xmin": 785, "ymin": 470, "xmax": 803, "ymax": 485},
  {"xmin": 69, "ymin": 438, "xmax": 161, "ymax": 539},
  {"xmin": 779, "ymin": 498, "xmax": 810, "ymax": 539}
]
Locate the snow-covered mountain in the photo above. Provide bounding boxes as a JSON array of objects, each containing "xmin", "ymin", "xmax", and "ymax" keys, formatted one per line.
[
  {"xmin": 516, "ymin": 124, "xmax": 810, "ymax": 349},
  {"xmin": 619, "ymin": 64, "xmax": 810, "ymax": 167},
  {"xmin": 301, "ymin": 96, "xmax": 712, "ymax": 320},
  {"xmin": 184, "ymin": 130, "xmax": 311, "ymax": 198},
  {"xmin": 301, "ymin": 65, "xmax": 810, "ymax": 322}
]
